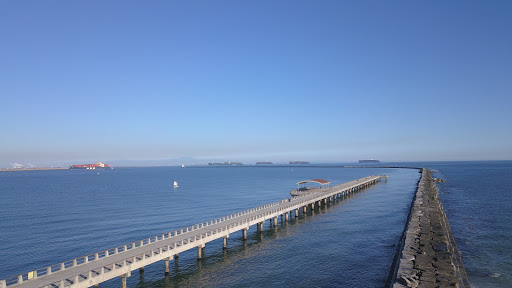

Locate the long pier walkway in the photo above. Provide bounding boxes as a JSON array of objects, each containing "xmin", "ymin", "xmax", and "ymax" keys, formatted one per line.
[{"xmin": 2, "ymin": 175, "xmax": 387, "ymax": 288}]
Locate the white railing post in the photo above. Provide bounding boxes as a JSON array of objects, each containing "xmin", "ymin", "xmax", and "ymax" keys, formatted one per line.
[
  {"xmin": 47, "ymin": 266, "xmax": 52, "ymax": 275},
  {"xmin": 18, "ymin": 275, "xmax": 23, "ymax": 284},
  {"xmin": 60, "ymin": 263, "xmax": 65, "ymax": 271}
]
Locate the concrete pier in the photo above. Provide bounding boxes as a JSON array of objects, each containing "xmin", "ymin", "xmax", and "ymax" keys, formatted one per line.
[
  {"xmin": 2, "ymin": 175, "xmax": 386, "ymax": 288},
  {"xmin": 391, "ymin": 169, "xmax": 469, "ymax": 287}
]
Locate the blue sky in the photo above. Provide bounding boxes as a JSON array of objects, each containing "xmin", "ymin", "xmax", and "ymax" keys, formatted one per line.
[{"xmin": 1, "ymin": 1, "xmax": 511, "ymax": 166}]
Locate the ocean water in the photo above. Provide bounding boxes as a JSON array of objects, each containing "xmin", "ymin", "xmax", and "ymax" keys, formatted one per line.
[{"xmin": 0, "ymin": 166, "xmax": 420, "ymax": 287}]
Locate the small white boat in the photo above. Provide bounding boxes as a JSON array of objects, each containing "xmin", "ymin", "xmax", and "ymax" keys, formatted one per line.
[
  {"xmin": 173, "ymin": 181, "xmax": 179, "ymax": 188},
  {"xmin": 181, "ymin": 164, "xmax": 185, "ymax": 168}
]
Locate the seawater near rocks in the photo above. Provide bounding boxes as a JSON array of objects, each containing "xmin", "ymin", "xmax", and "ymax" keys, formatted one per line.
[{"xmin": 391, "ymin": 169, "xmax": 469, "ymax": 288}]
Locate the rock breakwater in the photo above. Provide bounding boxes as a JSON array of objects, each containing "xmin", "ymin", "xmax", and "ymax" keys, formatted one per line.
[{"xmin": 392, "ymin": 168, "xmax": 469, "ymax": 287}]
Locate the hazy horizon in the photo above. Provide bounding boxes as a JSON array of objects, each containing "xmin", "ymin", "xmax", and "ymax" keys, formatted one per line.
[{"xmin": 3, "ymin": 157, "xmax": 512, "ymax": 169}]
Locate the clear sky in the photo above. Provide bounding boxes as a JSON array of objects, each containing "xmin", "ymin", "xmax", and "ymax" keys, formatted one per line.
[{"xmin": 1, "ymin": 1, "xmax": 511, "ymax": 167}]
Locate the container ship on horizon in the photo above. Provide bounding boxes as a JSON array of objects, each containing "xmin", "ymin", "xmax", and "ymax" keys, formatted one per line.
[{"xmin": 69, "ymin": 162, "xmax": 112, "ymax": 170}]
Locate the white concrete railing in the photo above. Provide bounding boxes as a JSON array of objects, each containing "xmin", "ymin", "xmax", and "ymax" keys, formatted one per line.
[{"xmin": 1, "ymin": 175, "xmax": 386, "ymax": 288}]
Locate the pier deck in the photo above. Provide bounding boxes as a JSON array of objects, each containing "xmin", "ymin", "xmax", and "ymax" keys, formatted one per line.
[{"xmin": 2, "ymin": 175, "xmax": 387, "ymax": 288}]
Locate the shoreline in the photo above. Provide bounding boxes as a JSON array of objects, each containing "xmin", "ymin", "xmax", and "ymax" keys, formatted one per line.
[
  {"xmin": 390, "ymin": 168, "xmax": 469, "ymax": 287},
  {"xmin": 0, "ymin": 168, "xmax": 68, "ymax": 172}
]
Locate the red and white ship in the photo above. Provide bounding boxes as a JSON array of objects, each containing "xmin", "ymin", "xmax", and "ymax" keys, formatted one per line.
[{"xmin": 69, "ymin": 162, "xmax": 112, "ymax": 170}]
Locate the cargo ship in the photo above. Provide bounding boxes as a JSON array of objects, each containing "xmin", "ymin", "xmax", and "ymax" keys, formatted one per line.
[
  {"xmin": 69, "ymin": 162, "xmax": 112, "ymax": 170},
  {"xmin": 359, "ymin": 159, "xmax": 380, "ymax": 163},
  {"xmin": 289, "ymin": 161, "xmax": 310, "ymax": 164}
]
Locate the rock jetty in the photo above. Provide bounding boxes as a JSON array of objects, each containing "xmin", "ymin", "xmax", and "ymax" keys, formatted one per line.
[{"xmin": 392, "ymin": 169, "xmax": 469, "ymax": 287}]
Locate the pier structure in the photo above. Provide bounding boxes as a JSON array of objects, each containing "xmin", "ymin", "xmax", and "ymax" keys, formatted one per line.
[{"xmin": 1, "ymin": 175, "xmax": 387, "ymax": 288}]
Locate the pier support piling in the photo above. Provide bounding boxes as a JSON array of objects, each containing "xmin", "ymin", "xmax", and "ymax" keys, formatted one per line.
[
  {"xmin": 164, "ymin": 258, "xmax": 170, "ymax": 274},
  {"xmin": 242, "ymin": 228, "xmax": 247, "ymax": 240},
  {"xmin": 257, "ymin": 222, "xmax": 263, "ymax": 232},
  {"xmin": 223, "ymin": 236, "xmax": 228, "ymax": 249},
  {"xmin": 121, "ymin": 272, "xmax": 130, "ymax": 288}
]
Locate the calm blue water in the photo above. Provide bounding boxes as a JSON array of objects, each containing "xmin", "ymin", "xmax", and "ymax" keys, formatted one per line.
[
  {"xmin": 2, "ymin": 162, "xmax": 510, "ymax": 287},
  {"xmin": 0, "ymin": 166, "xmax": 420, "ymax": 287}
]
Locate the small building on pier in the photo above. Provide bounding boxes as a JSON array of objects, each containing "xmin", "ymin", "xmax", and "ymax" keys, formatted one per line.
[{"xmin": 291, "ymin": 179, "xmax": 331, "ymax": 196}]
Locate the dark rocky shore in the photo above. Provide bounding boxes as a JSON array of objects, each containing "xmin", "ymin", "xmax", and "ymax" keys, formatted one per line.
[{"xmin": 391, "ymin": 168, "xmax": 470, "ymax": 287}]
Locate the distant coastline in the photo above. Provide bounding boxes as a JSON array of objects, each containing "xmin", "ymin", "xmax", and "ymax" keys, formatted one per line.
[{"xmin": 0, "ymin": 167, "xmax": 68, "ymax": 172}]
